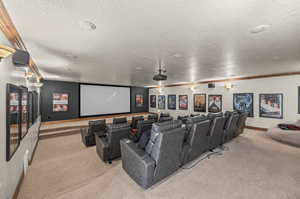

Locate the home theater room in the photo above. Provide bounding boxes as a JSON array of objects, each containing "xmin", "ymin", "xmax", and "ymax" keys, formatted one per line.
[{"xmin": 1, "ymin": 0, "xmax": 300, "ymax": 199}]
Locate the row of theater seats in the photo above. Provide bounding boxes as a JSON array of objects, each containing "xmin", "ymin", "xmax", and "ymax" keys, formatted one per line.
[
  {"xmin": 80, "ymin": 113, "xmax": 167, "ymax": 163},
  {"xmin": 120, "ymin": 111, "xmax": 248, "ymax": 188}
]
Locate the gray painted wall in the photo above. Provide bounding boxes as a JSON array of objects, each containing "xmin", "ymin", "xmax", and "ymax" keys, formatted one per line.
[{"xmin": 0, "ymin": 56, "xmax": 40, "ymax": 199}]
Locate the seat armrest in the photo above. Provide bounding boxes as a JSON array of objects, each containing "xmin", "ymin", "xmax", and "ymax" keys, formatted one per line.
[
  {"xmin": 95, "ymin": 135, "xmax": 109, "ymax": 161},
  {"xmin": 120, "ymin": 139, "xmax": 155, "ymax": 188}
]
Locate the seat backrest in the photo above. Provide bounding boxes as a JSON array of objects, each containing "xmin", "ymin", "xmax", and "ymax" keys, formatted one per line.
[
  {"xmin": 131, "ymin": 116, "xmax": 144, "ymax": 129},
  {"xmin": 136, "ymin": 119, "xmax": 154, "ymax": 140},
  {"xmin": 113, "ymin": 117, "xmax": 127, "ymax": 124},
  {"xmin": 88, "ymin": 119, "xmax": 106, "ymax": 135},
  {"xmin": 107, "ymin": 123, "xmax": 131, "ymax": 158},
  {"xmin": 209, "ymin": 116, "xmax": 226, "ymax": 147},
  {"xmin": 207, "ymin": 112, "xmax": 223, "ymax": 120},
  {"xmin": 184, "ymin": 119, "xmax": 210, "ymax": 163},
  {"xmin": 145, "ymin": 120, "xmax": 184, "ymax": 182},
  {"xmin": 159, "ymin": 116, "xmax": 173, "ymax": 122},
  {"xmin": 148, "ymin": 113, "xmax": 158, "ymax": 122}
]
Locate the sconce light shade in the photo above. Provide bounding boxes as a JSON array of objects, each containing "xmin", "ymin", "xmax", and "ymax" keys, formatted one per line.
[
  {"xmin": 0, "ymin": 44, "xmax": 15, "ymax": 58},
  {"xmin": 225, "ymin": 82, "xmax": 233, "ymax": 89}
]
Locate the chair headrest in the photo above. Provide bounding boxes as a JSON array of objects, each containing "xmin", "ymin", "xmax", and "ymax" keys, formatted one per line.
[
  {"xmin": 113, "ymin": 117, "xmax": 127, "ymax": 124},
  {"xmin": 159, "ymin": 116, "xmax": 173, "ymax": 122},
  {"xmin": 207, "ymin": 112, "xmax": 223, "ymax": 119},
  {"xmin": 190, "ymin": 113, "xmax": 200, "ymax": 117},
  {"xmin": 160, "ymin": 113, "xmax": 170, "ymax": 118},
  {"xmin": 89, "ymin": 119, "xmax": 105, "ymax": 126},
  {"xmin": 190, "ymin": 115, "xmax": 208, "ymax": 123},
  {"xmin": 132, "ymin": 116, "xmax": 144, "ymax": 121},
  {"xmin": 148, "ymin": 114, "xmax": 158, "ymax": 119},
  {"xmin": 152, "ymin": 120, "xmax": 182, "ymax": 132}
]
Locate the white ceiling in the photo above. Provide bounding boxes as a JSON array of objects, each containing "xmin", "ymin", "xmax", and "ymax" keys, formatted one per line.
[{"xmin": 3, "ymin": 0, "xmax": 300, "ymax": 86}]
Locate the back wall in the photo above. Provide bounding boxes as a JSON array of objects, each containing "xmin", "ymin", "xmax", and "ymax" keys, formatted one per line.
[{"xmin": 149, "ymin": 75, "xmax": 300, "ymax": 129}]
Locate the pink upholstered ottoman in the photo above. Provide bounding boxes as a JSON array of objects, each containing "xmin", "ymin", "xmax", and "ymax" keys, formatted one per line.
[{"xmin": 266, "ymin": 127, "xmax": 300, "ymax": 147}]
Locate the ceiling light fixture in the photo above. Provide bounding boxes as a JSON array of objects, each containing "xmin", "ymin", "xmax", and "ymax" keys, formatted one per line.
[
  {"xmin": 79, "ymin": 20, "xmax": 97, "ymax": 31},
  {"xmin": 153, "ymin": 60, "xmax": 167, "ymax": 81}
]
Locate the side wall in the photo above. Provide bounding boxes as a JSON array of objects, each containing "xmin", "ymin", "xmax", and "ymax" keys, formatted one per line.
[
  {"xmin": 149, "ymin": 75, "xmax": 300, "ymax": 129},
  {"xmin": 0, "ymin": 56, "xmax": 40, "ymax": 199}
]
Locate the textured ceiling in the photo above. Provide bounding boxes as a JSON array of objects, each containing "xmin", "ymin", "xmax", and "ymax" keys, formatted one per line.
[{"xmin": 3, "ymin": 0, "xmax": 300, "ymax": 86}]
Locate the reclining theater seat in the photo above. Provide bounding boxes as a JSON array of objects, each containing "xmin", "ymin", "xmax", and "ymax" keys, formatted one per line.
[
  {"xmin": 81, "ymin": 119, "xmax": 107, "ymax": 147},
  {"xmin": 120, "ymin": 120, "xmax": 185, "ymax": 189},
  {"xmin": 208, "ymin": 113, "xmax": 226, "ymax": 150},
  {"xmin": 182, "ymin": 116, "xmax": 211, "ymax": 165},
  {"xmin": 177, "ymin": 115, "xmax": 189, "ymax": 124},
  {"xmin": 160, "ymin": 112, "xmax": 170, "ymax": 118},
  {"xmin": 235, "ymin": 112, "xmax": 248, "ymax": 136},
  {"xmin": 223, "ymin": 112, "xmax": 240, "ymax": 143},
  {"xmin": 96, "ymin": 122, "xmax": 131, "ymax": 163}
]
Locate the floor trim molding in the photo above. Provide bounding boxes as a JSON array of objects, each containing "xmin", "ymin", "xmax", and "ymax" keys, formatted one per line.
[
  {"xmin": 12, "ymin": 172, "xmax": 24, "ymax": 199},
  {"xmin": 245, "ymin": 126, "xmax": 268, "ymax": 131}
]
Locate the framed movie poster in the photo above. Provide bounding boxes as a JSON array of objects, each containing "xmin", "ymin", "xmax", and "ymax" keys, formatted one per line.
[
  {"xmin": 259, "ymin": 93, "xmax": 283, "ymax": 119},
  {"xmin": 208, "ymin": 95, "xmax": 222, "ymax": 113},
  {"xmin": 6, "ymin": 84, "xmax": 21, "ymax": 161},
  {"xmin": 179, "ymin": 95, "xmax": 188, "ymax": 110},
  {"xmin": 233, "ymin": 93, "xmax": 254, "ymax": 117},
  {"xmin": 135, "ymin": 94, "xmax": 144, "ymax": 107},
  {"xmin": 20, "ymin": 87, "xmax": 29, "ymax": 138},
  {"xmin": 53, "ymin": 93, "xmax": 69, "ymax": 112},
  {"xmin": 194, "ymin": 94, "xmax": 206, "ymax": 112},
  {"xmin": 28, "ymin": 92, "xmax": 33, "ymax": 127},
  {"xmin": 150, "ymin": 95, "xmax": 156, "ymax": 108},
  {"xmin": 168, "ymin": 95, "xmax": 176, "ymax": 110},
  {"xmin": 158, "ymin": 95, "xmax": 165, "ymax": 109}
]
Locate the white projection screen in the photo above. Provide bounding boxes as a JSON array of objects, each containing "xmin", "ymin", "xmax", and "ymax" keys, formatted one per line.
[{"xmin": 80, "ymin": 84, "xmax": 131, "ymax": 116}]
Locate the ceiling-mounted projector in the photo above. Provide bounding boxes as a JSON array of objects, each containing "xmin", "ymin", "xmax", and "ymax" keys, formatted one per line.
[{"xmin": 153, "ymin": 63, "xmax": 167, "ymax": 81}]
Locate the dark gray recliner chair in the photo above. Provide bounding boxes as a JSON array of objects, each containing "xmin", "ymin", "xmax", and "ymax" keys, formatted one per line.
[
  {"xmin": 120, "ymin": 120, "xmax": 185, "ymax": 189},
  {"xmin": 81, "ymin": 119, "xmax": 107, "ymax": 147},
  {"xmin": 182, "ymin": 116, "xmax": 211, "ymax": 164},
  {"xmin": 96, "ymin": 123, "xmax": 131, "ymax": 163},
  {"xmin": 131, "ymin": 116, "xmax": 144, "ymax": 129},
  {"xmin": 208, "ymin": 115, "xmax": 226, "ymax": 150}
]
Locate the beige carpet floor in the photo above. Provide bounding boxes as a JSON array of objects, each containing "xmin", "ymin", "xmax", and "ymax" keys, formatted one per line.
[
  {"xmin": 18, "ymin": 130, "xmax": 300, "ymax": 199},
  {"xmin": 17, "ymin": 131, "xmax": 118, "ymax": 199}
]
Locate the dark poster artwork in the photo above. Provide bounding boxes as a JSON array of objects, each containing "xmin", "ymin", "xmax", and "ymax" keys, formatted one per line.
[
  {"xmin": 135, "ymin": 94, "xmax": 144, "ymax": 107},
  {"xmin": 168, "ymin": 95, "xmax": 176, "ymax": 110},
  {"xmin": 194, "ymin": 94, "xmax": 206, "ymax": 112},
  {"xmin": 233, "ymin": 93, "xmax": 254, "ymax": 117},
  {"xmin": 158, "ymin": 95, "xmax": 166, "ymax": 109},
  {"xmin": 179, "ymin": 95, "xmax": 188, "ymax": 110},
  {"xmin": 21, "ymin": 88, "xmax": 29, "ymax": 138},
  {"xmin": 150, "ymin": 95, "xmax": 156, "ymax": 108},
  {"xmin": 259, "ymin": 93, "xmax": 283, "ymax": 119},
  {"xmin": 53, "ymin": 93, "xmax": 69, "ymax": 112},
  {"xmin": 208, "ymin": 95, "xmax": 222, "ymax": 113},
  {"xmin": 6, "ymin": 84, "xmax": 21, "ymax": 161}
]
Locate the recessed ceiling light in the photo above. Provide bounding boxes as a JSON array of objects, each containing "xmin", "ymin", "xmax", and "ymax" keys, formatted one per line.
[
  {"xmin": 79, "ymin": 20, "xmax": 97, "ymax": 31},
  {"xmin": 250, "ymin": 24, "xmax": 270, "ymax": 34}
]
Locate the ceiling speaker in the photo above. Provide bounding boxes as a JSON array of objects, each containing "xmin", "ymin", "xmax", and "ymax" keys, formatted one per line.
[
  {"xmin": 12, "ymin": 49, "xmax": 30, "ymax": 66},
  {"xmin": 208, "ymin": 83, "xmax": 215, "ymax": 88}
]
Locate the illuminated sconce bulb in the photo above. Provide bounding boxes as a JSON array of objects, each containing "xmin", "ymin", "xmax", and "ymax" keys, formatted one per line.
[{"xmin": 225, "ymin": 82, "xmax": 233, "ymax": 90}]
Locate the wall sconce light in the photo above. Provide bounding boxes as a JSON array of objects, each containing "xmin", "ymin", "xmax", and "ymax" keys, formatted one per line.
[
  {"xmin": 0, "ymin": 45, "xmax": 15, "ymax": 61},
  {"xmin": 224, "ymin": 82, "xmax": 234, "ymax": 90}
]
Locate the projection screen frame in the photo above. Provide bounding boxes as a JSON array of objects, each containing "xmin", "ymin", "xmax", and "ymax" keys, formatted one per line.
[{"xmin": 79, "ymin": 83, "xmax": 132, "ymax": 118}]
